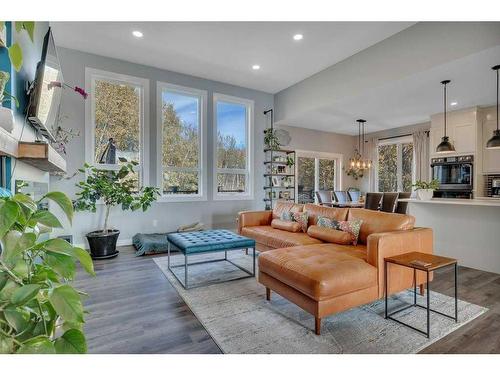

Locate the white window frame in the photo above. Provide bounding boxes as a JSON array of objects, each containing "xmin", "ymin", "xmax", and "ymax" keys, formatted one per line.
[
  {"xmin": 375, "ymin": 135, "xmax": 415, "ymax": 192},
  {"xmin": 213, "ymin": 93, "xmax": 254, "ymax": 201},
  {"xmin": 294, "ymin": 150, "xmax": 343, "ymax": 203},
  {"xmin": 85, "ymin": 68, "xmax": 150, "ymax": 186},
  {"xmin": 156, "ymin": 82, "xmax": 207, "ymax": 202}
]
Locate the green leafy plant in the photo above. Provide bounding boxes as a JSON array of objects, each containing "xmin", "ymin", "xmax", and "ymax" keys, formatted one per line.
[
  {"xmin": 74, "ymin": 160, "xmax": 160, "ymax": 233},
  {"xmin": 264, "ymin": 129, "xmax": 280, "ymax": 150},
  {"xmin": 344, "ymin": 166, "xmax": 364, "ymax": 180},
  {"xmin": 286, "ymin": 156, "xmax": 295, "ymax": 168},
  {"xmin": 0, "ymin": 21, "xmax": 34, "ymax": 72},
  {"xmin": 0, "ymin": 21, "xmax": 35, "ymax": 108},
  {"xmin": 412, "ymin": 179, "xmax": 440, "ymax": 190},
  {"xmin": 0, "ymin": 191, "xmax": 95, "ymax": 354}
]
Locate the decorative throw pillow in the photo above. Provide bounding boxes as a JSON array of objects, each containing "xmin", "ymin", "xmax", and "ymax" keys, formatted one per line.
[
  {"xmin": 338, "ymin": 219, "xmax": 363, "ymax": 246},
  {"xmin": 271, "ymin": 219, "xmax": 302, "ymax": 233},
  {"xmin": 292, "ymin": 211, "xmax": 309, "ymax": 233},
  {"xmin": 280, "ymin": 211, "xmax": 294, "ymax": 222},
  {"xmin": 316, "ymin": 215, "xmax": 340, "ymax": 230}
]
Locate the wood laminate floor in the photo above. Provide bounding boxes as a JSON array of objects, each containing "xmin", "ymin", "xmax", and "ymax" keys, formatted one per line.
[{"xmin": 74, "ymin": 246, "xmax": 500, "ymax": 354}]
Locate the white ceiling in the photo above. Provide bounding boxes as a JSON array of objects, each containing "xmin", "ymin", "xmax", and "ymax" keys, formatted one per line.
[
  {"xmin": 50, "ymin": 21, "xmax": 414, "ymax": 94},
  {"xmin": 283, "ymin": 45, "xmax": 500, "ymax": 135}
]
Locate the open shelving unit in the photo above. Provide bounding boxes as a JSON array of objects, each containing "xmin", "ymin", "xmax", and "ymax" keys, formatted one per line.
[{"xmin": 263, "ymin": 110, "xmax": 296, "ymax": 210}]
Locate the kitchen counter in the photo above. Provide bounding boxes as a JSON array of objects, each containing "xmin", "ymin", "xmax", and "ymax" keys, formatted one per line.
[
  {"xmin": 401, "ymin": 197, "xmax": 500, "ymax": 274},
  {"xmin": 399, "ymin": 197, "xmax": 500, "ymax": 207}
]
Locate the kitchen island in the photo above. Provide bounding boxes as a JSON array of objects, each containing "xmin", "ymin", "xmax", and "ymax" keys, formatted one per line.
[{"xmin": 399, "ymin": 198, "xmax": 500, "ymax": 274}]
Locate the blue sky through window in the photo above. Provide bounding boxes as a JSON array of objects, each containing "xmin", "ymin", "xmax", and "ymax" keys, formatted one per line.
[
  {"xmin": 163, "ymin": 91, "xmax": 199, "ymax": 130},
  {"xmin": 216, "ymin": 101, "xmax": 246, "ymax": 149}
]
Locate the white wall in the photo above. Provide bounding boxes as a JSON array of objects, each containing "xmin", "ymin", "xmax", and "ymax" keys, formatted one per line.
[{"xmin": 50, "ymin": 48, "xmax": 273, "ymax": 247}]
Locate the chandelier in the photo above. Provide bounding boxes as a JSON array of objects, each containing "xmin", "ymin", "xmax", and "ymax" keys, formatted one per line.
[{"xmin": 348, "ymin": 119, "xmax": 372, "ymax": 172}]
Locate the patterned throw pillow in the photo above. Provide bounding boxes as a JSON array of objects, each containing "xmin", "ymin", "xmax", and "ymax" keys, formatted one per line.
[
  {"xmin": 293, "ymin": 211, "xmax": 309, "ymax": 233},
  {"xmin": 316, "ymin": 216, "xmax": 340, "ymax": 230},
  {"xmin": 338, "ymin": 219, "xmax": 363, "ymax": 246},
  {"xmin": 280, "ymin": 211, "xmax": 294, "ymax": 222}
]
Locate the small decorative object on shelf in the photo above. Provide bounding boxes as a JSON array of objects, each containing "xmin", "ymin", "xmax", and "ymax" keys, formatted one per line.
[{"xmin": 263, "ymin": 109, "xmax": 296, "ymax": 209}]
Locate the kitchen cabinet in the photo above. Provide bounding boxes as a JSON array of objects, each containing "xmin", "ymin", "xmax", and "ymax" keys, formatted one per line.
[
  {"xmin": 430, "ymin": 109, "xmax": 477, "ymax": 156},
  {"xmin": 482, "ymin": 118, "xmax": 500, "ymax": 173}
]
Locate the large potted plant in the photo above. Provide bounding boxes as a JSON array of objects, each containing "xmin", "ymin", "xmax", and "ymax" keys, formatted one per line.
[
  {"xmin": 0, "ymin": 191, "xmax": 94, "ymax": 353},
  {"xmin": 413, "ymin": 179, "xmax": 440, "ymax": 200},
  {"xmin": 74, "ymin": 160, "xmax": 159, "ymax": 259}
]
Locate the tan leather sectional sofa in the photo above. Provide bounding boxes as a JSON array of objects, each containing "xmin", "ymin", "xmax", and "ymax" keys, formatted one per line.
[{"xmin": 238, "ymin": 202, "xmax": 433, "ymax": 335}]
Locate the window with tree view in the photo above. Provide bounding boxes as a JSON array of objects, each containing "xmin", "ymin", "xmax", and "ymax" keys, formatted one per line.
[
  {"xmin": 89, "ymin": 69, "xmax": 148, "ymax": 190},
  {"xmin": 214, "ymin": 95, "xmax": 253, "ymax": 198},
  {"xmin": 93, "ymin": 79, "xmax": 141, "ymax": 166},
  {"xmin": 160, "ymin": 85, "xmax": 204, "ymax": 197},
  {"xmin": 377, "ymin": 137, "xmax": 414, "ymax": 192}
]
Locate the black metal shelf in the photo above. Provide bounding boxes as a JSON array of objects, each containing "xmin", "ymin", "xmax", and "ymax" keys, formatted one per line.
[
  {"xmin": 264, "ymin": 148, "xmax": 295, "ymax": 154},
  {"xmin": 263, "ymin": 161, "xmax": 289, "ymax": 165},
  {"xmin": 264, "ymin": 173, "xmax": 295, "ymax": 177},
  {"xmin": 263, "ymin": 186, "xmax": 294, "ymax": 190}
]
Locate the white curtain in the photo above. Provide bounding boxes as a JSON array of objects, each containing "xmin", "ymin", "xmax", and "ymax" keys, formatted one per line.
[
  {"xmin": 365, "ymin": 137, "xmax": 378, "ymax": 192},
  {"xmin": 413, "ymin": 130, "xmax": 430, "ymax": 182}
]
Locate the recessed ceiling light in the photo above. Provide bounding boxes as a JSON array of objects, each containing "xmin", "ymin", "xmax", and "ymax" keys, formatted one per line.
[
  {"xmin": 293, "ymin": 34, "xmax": 303, "ymax": 41},
  {"xmin": 132, "ymin": 30, "xmax": 144, "ymax": 38},
  {"xmin": 252, "ymin": 64, "xmax": 260, "ymax": 70},
  {"xmin": 450, "ymin": 101, "xmax": 458, "ymax": 106}
]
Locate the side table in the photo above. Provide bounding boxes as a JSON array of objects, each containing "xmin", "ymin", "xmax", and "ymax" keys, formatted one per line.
[{"xmin": 384, "ymin": 251, "xmax": 458, "ymax": 338}]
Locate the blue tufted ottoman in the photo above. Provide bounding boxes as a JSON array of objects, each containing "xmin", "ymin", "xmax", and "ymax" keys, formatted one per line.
[{"xmin": 166, "ymin": 230, "xmax": 256, "ymax": 289}]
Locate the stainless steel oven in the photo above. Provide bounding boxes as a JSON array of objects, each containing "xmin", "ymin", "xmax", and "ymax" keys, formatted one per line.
[{"xmin": 431, "ymin": 155, "xmax": 473, "ymax": 198}]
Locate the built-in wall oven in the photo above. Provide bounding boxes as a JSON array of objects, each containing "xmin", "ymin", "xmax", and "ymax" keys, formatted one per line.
[{"xmin": 430, "ymin": 155, "xmax": 473, "ymax": 199}]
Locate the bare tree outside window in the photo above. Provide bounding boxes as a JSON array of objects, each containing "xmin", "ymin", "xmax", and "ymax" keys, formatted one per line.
[
  {"xmin": 318, "ymin": 159, "xmax": 335, "ymax": 191},
  {"xmin": 94, "ymin": 80, "xmax": 140, "ymax": 165},
  {"xmin": 161, "ymin": 90, "xmax": 200, "ymax": 195},
  {"xmin": 297, "ymin": 157, "xmax": 315, "ymax": 203},
  {"xmin": 377, "ymin": 141, "xmax": 414, "ymax": 192},
  {"xmin": 215, "ymin": 100, "xmax": 249, "ymax": 194}
]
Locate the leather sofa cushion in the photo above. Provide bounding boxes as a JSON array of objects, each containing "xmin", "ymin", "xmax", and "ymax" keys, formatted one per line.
[
  {"xmin": 273, "ymin": 201, "xmax": 304, "ymax": 220},
  {"xmin": 304, "ymin": 204, "xmax": 349, "ymax": 227},
  {"xmin": 347, "ymin": 208, "xmax": 415, "ymax": 245},
  {"xmin": 307, "ymin": 225, "xmax": 352, "ymax": 245},
  {"xmin": 241, "ymin": 226, "xmax": 322, "ymax": 249},
  {"xmin": 271, "ymin": 219, "xmax": 301, "ymax": 233},
  {"xmin": 259, "ymin": 244, "xmax": 377, "ymax": 301}
]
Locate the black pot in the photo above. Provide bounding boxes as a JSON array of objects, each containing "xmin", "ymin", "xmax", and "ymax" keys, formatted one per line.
[{"xmin": 86, "ymin": 230, "xmax": 120, "ymax": 259}]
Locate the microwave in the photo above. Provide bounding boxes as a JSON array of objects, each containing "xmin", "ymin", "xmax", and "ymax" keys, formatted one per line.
[{"xmin": 431, "ymin": 155, "xmax": 473, "ymax": 196}]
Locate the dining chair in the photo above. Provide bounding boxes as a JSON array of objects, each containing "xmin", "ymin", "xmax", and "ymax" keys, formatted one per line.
[
  {"xmin": 364, "ymin": 192, "xmax": 383, "ymax": 210},
  {"xmin": 347, "ymin": 190, "xmax": 361, "ymax": 203},
  {"xmin": 333, "ymin": 191, "xmax": 350, "ymax": 204},
  {"xmin": 395, "ymin": 192, "xmax": 411, "ymax": 214},
  {"xmin": 315, "ymin": 190, "xmax": 334, "ymax": 206},
  {"xmin": 380, "ymin": 192, "xmax": 399, "ymax": 213}
]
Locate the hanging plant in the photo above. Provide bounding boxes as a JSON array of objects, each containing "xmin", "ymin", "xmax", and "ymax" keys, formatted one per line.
[{"xmin": 264, "ymin": 129, "xmax": 280, "ymax": 150}]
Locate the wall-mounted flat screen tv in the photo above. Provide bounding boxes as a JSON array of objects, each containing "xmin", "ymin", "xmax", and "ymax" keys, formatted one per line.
[{"xmin": 27, "ymin": 27, "xmax": 62, "ymax": 142}]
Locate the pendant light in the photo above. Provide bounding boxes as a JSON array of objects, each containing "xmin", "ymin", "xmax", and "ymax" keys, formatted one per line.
[
  {"xmin": 486, "ymin": 65, "xmax": 500, "ymax": 149},
  {"xmin": 436, "ymin": 80, "xmax": 456, "ymax": 153},
  {"xmin": 348, "ymin": 119, "xmax": 371, "ymax": 171}
]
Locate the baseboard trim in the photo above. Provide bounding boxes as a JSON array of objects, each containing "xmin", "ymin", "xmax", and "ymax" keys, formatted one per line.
[{"xmin": 74, "ymin": 238, "xmax": 133, "ymax": 250}]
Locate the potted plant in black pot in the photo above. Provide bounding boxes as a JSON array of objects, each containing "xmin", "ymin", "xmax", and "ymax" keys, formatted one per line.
[{"xmin": 74, "ymin": 160, "xmax": 159, "ymax": 259}]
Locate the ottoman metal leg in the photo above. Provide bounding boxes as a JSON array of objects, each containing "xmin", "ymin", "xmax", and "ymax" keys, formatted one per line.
[{"xmin": 184, "ymin": 252, "xmax": 188, "ymax": 289}]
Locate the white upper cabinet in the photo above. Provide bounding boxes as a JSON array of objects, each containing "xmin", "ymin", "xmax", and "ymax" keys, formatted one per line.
[
  {"xmin": 430, "ymin": 108, "xmax": 478, "ymax": 156},
  {"xmin": 481, "ymin": 110, "xmax": 500, "ymax": 174}
]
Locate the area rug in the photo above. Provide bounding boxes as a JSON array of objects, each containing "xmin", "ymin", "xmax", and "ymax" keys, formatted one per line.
[{"xmin": 153, "ymin": 252, "xmax": 487, "ymax": 354}]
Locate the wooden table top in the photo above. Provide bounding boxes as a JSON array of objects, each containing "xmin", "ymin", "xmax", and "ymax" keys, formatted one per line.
[{"xmin": 385, "ymin": 251, "xmax": 457, "ymax": 271}]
